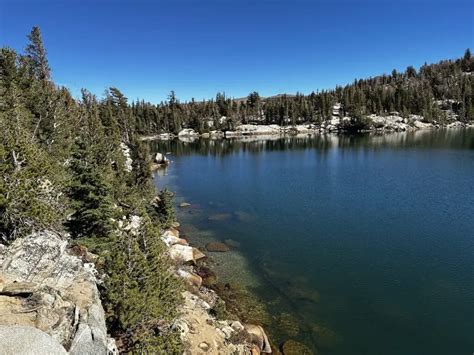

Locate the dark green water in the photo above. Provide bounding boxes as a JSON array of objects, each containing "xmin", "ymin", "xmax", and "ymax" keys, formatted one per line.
[{"xmin": 151, "ymin": 129, "xmax": 474, "ymax": 355}]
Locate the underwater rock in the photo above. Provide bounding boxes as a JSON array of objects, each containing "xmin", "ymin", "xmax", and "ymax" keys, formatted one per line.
[
  {"xmin": 206, "ymin": 242, "xmax": 230, "ymax": 252},
  {"xmin": 288, "ymin": 287, "xmax": 320, "ymax": 304},
  {"xmin": 281, "ymin": 340, "xmax": 314, "ymax": 355},
  {"xmin": 196, "ymin": 266, "xmax": 218, "ymax": 287},
  {"xmin": 277, "ymin": 313, "xmax": 300, "ymax": 337},
  {"xmin": 224, "ymin": 239, "xmax": 241, "ymax": 248},
  {"xmin": 208, "ymin": 213, "xmax": 232, "ymax": 221},
  {"xmin": 234, "ymin": 211, "xmax": 255, "ymax": 223},
  {"xmin": 311, "ymin": 323, "xmax": 341, "ymax": 349}
]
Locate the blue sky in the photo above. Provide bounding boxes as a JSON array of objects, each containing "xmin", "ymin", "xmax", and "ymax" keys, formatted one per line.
[{"xmin": 1, "ymin": 0, "xmax": 473, "ymax": 103}]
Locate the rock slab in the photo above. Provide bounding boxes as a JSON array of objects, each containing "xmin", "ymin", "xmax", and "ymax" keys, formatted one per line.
[{"xmin": 0, "ymin": 325, "xmax": 67, "ymax": 355}]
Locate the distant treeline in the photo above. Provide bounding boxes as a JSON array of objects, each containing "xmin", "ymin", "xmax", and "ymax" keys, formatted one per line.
[{"xmin": 132, "ymin": 50, "xmax": 474, "ymax": 135}]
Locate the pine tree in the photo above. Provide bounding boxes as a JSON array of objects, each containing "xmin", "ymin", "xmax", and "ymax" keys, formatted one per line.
[
  {"xmin": 25, "ymin": 26, "xmax": 51, "ymax": 81},
  {"xmin": 67, "ymin": 139, "xmax": 116, "ymax": 239}
]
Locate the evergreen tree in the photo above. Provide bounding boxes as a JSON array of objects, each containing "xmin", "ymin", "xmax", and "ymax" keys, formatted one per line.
[
  {"xmin": 25, "ymin": 26, "xmax": 51, "ymax": 81},
  {"xmin": 67, "ymin": 139, "xmax": 116, "ymax": 239}
]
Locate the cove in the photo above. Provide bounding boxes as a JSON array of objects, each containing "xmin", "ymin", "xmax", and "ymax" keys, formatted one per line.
[{"xmin": 152, "ymin": 129, "xmax": 474, "ymax": 354}]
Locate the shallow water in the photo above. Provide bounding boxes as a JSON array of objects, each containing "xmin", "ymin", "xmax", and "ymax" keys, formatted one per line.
[{"xmin": 152, "ymin": 129, "xmax": 474, "ymax": 354}]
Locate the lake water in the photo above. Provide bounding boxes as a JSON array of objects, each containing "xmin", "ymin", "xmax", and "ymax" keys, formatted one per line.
[{"xmin": 151, "ymin": 129, "xmax": 474, "ymax": 355}]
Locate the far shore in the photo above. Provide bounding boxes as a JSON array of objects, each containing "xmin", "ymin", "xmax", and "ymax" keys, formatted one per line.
[{"xmin": 140, "ymin": 119, "xmax": 474, "ymax": 142}]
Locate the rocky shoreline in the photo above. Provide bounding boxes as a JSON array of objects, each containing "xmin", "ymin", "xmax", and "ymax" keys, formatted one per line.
[
  {"xmin": 162, "ymin": 225, "xmax": 275, "ymax": 354},
  {"xmin": 141, "ymin": 114, "xmax": 473, "ymax": 142}
]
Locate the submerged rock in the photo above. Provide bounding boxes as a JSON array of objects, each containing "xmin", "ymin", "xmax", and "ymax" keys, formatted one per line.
[
  {"xmin": 224, "ymin": 239, "xmax": 241, "ymax": 248},
  {"xmin": 311, "ymin": 323, "xmax": 341, "ymax": 349},
  {"xmin": 281, "ymin": 340, "xmax": 314, "ymax": 355},
  {"xmin": 277, "ymin": 313, "xmax": 300, "ymax": 337},
  {"xmin": 206, "ymin": 242, "xmax": 230, "ymax": 252},
  {"xmin": 208, "ymin": 213, "xmax": 232, "ymax": 221},
  {"xmin": 196, "ymin": 266, "xmax": 217, "ymax": 287},
  {"xmin": 234, "ymin": 211, "xmax": 255, "ymax": 223}
]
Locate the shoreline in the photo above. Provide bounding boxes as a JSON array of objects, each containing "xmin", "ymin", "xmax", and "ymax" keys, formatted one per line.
[
  {"xmin": 160, "ymin": 223, "xmax": 276, "ymax": 354},
  {"xmin": 141, "ymin": 119, "xmax": 474, "ymax": 142}
]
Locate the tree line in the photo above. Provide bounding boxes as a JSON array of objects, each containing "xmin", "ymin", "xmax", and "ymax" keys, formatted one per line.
[{"xmin": 132, "ymin": 50, "xmax": 474, "ymax": 135}]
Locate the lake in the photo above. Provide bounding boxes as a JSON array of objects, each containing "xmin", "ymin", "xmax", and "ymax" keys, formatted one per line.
[{"xmin": 151, "ymin": 129, "xmax": 474, "ymax": 354}]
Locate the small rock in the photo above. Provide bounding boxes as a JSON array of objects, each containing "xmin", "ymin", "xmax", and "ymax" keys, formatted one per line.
[
  {"xmin": 155, "ymin": 152, "xmax": 169, "ymax": 164},
  {"xmin": 199, "ymin": 342, "xmax": 210, "ymax": 352},
  {"xmin": 172, "ymin": 319, "xmax": 190, "ymax": 338},
  {"xmin": 206, "ymin": 242, "xmax": 230, "ymax": 252},
  {"xmin": 231, "ymin": 321, "xmax": 244, "ymax": 332},
  {"xmin": 221, "ymin": 325, "xmax": 234, "ymax": 339}
]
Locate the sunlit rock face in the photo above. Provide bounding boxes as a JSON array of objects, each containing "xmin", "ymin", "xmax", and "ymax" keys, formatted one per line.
[{"xmin": 0, "ymin": 231, "xmax": 117, "ymax": 354}]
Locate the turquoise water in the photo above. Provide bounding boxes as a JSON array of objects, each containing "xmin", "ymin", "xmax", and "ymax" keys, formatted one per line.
[{"xmin": 151, "ymin": 130, "xmax": 474, "ymax": 354}]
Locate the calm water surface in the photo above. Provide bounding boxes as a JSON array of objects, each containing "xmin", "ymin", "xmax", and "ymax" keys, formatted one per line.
[{"xmin": 152, "ymin": 129, "xmax": 474, "ymax": 355}]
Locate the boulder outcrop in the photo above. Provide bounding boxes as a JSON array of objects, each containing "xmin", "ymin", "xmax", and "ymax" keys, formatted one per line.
[{"xmin": 0, "ymin": 231, "xmax": 117, "ymax": 354}]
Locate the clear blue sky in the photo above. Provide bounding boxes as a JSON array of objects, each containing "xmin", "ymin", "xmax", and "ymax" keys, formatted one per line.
[{"xmin": 1, "ymin": 0, "xmax": 473, "ymax": 103}]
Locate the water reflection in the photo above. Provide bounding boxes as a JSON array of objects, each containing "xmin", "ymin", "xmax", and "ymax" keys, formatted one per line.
[{"xmin": 149, "ymin": 129, "xmax": 474, "ymax": 157}]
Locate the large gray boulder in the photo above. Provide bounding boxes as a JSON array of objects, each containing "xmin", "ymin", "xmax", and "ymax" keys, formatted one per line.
[
  {"xmin": 0, "ymin": 231, "xmax": 116, "ymax": 354},
  {"xmin": 155, "ymin": 152, "xmax": 169, "ymax": 165},
  {"xmin": 0, "ymin": 325, "xmax": 67, "ymax": 355}
]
